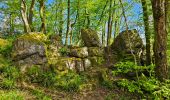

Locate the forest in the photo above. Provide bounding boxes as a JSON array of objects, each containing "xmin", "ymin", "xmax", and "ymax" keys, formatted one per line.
[{"xmin": 0, "ymin": 0, "xmax": 170, "ymax": 99}]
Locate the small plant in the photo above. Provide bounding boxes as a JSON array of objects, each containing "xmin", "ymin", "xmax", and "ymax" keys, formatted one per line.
[
  {"xmin": 30, "ymin": 89, "xmax": 52, "ymax": 100},
  {"xmin": 0, "ymin": 78, "xmax": 15, "ymax": 89},
  {"xmin": 26, "ymin": 65, "xmax": 56, "ymax": 87},
  {"xmin": 0, "ymin": 66, "xmax": 20, "ymax": 89},
  {"xmin": 54, "ymin": 70, "xmax": 82, "ymax": 91},
  {"xmin": 58, "ymin": 47, "xmax": 69, "ymax": 56},
  {"xmin": 0, "ymin": 90, "xmax": 24, "ymax": 100}
]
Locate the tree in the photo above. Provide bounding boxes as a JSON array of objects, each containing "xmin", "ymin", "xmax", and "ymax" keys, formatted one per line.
[
  {"xmin": 141, "ymin": 0, "xmax": 151, "ymax": 65},
  {"xmin": 20, "ymin": 0, "xmax": 31, "ymax": 33},
  {"xmin": 28, "ymin": 0, "xmax": 36, "ymax": 31},
  {"xmin": 152, "ymin": 0, "xmax": 168, "ymax": 81},
  {"xmin": 65, "ymin": 0, "xmax": 70, "ymax": 46},
  {"xmin": 107, "ymin": 0, "xmax": 113, "ymax": 46},
  {"xmin": 39, "ymin": 0, "xmax": 46, "ymax": 33}
]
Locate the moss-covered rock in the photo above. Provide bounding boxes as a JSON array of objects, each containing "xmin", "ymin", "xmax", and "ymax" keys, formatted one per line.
[
  {"xmin": 88, "ymin": 47, "xmax": 104, "ymax": 57},
  {"xmin": 81, "ymin": 29, "xmax": 101, "ymax": 47},
  {"xmin": 110, "ymin": 29, "xmax": 144, "ymax": 65},
  {"xmin": 47, "ymin": 34, "xmax": 63, "ymax": 61},
  {"xmin": 88, "ymin": 57, "xmax": 104, "ymax": 67},
  {"xmin": 11, "ymin": 32, "xmax": 48, "ymax": 72},
  {"xmin": 69, "ymin": 47, "xmax": 88, "ymax": 58}
]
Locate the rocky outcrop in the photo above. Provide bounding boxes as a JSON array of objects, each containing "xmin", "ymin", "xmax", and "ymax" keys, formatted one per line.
[
  {"xmin": 51, "ymin": 57, "xmax": 91, "ymax": 73},
  {"xmin": 81, "ymin": 29, "xmax": 101, "ymax": 47},
  {"xmin": 109, "ymin": 29, "xmax": 144, "ymax": 65},
  {"xmin": 12, "ymin": 33, "xmax": 48, "ymax": 72}
]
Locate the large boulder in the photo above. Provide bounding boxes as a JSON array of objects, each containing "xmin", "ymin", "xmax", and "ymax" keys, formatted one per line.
[
  {"xmin": 110, "ymin": 29, "xmax": 144, "ymax": 64},
  {"xmin": 12, "ymin": 33, "xmax": 48, "ymax": 72},
  {"xmin": 81, "ymin": 29, "xmax": 101, "ymax": 47}
]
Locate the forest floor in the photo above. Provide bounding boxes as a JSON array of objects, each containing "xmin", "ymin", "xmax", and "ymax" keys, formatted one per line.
[{"xmin": 0, "ymin": 82, "xmax": 139, "ymax": 100}]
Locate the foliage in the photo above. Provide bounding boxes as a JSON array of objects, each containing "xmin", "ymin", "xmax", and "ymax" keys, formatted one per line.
[
  {"xmin": 112, "ymin": 61, "xmax": 154, "ymax": 76},
  {"xmin": 0, "ymin": 65, "xmax": 20, "ymax": 89},
  {"xmin": 26, "ymin": 65, "xmax": 83, "ymax": 91},
  {"xmin": 26, "ymin": 65, "xmax": 56, "ymax": 87},
  {"xmin": 54, "ymin": 70, "xmax": 82, "ymax": 91},
  {"xmin": 0, "ymin": 38, "xmax": 13, "ymax": 57},
  {"xmin": 58, "ymin": 47, "xmax": 70, "ymax": 56},
  {"xmin": 112, "ymin": 61, "xmax": 170, "ymax": 99},
  {"xmin": 30, "ymin": 89, "xmax": 52, "ymax": 100},
  {"xmin": 0, "ymin": 90, "xmax": 24, "ymax": 100}
]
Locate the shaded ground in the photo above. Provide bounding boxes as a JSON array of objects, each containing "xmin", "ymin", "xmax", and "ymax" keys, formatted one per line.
[{"xmin": 0, "ymin": 82, "xmax": 139, "ymax": 100}]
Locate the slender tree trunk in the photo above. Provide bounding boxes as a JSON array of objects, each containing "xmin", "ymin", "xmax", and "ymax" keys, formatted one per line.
[
  {"xmin": 85, "ymin": 8, "xmax": 90, "ymax": 28},
  {"xmin": 97, "ymin": 0, "xmax": 109, "ymax": 27},
  {"xmin": 28, "ymin": 0, "xmax": 35, "ymax": 32},
  {"xmin": 102, "ymin": 21, "xmax": 106, "ymax": 46},
  {"xmin": 166, "ymin": 0, "xmax": 170, "ymax": 34},
  {"xmin": 119, "ymin": 0, "xmax": 137, "ymax": 64},
  {"xmin": 10, "ymin": 13, "xmax": 14, "ymax": 35},
  {"xmin": 39, "ymin": 0, "xmax": 46, "ymax": 33},
  {"xmin": 107, "ymin": 0, "xmax": 113, "ymax": 46},
  {"xmin": 20, "ymin": 0, "xmax": 31, "ymax": 33},
  {"xmin": 58, "ymin": 0, "xmax": 64, "ymax": 37},
  {"xmin": 65, "ymin": 0, "xmax": 70, "ymax": 46},
  {"xmin": 152, "ymin": 0, "xmax": 168, "ymax": 81},
  {"xmin": 141, "ymin": 0, "xmax": 151, "ymax": 65}
]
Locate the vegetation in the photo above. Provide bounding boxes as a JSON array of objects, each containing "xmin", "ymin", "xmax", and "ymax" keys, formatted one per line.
[{"xmin": 0, "ymin": 0, "xmax": 170, "ymax": 99}]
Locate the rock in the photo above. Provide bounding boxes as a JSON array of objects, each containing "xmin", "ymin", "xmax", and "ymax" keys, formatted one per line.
[
  {"xmin": 75, "ymin": 58, "xmax": 84, "ymax": 72},
  {"xmin": 48, "ymin": 34, "xmax": 63, "ymax": 61},
  {"xmin": 54, "ymin": 57, "xmax": 76, "ymax": 71},
  {"xmin": 88, "ymin": 57, "xmax": 104, "ymax": 67},
  {"xmin": 11, "ymin": 33, "xmax": 48, "ymax": 72},
  {"xmin": 69, "ymin": 47, "xmax": 88, "ymax": 58},
  {"xmin": 88, "ymin": 47, "xmax": 104, "ymax": 57},
  {"xmin": 111, "ymin": 29, "xmax": 144, "ymax": 64},
  {"xmin": 81, "ymin": 29, "xmax": 101, "ymax": 47},
  {"xmin": 52, "ymin": 57, "xmax": 85, "ymax": 72},
  {"xmin": 83, "ymin": 58, "xmax": 91, "ymax": 69}
]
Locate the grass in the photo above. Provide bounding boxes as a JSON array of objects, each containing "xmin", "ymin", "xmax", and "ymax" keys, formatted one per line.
[{"xmin": 0, "ymin": 90, "xmax": 25, "ymax": 100}]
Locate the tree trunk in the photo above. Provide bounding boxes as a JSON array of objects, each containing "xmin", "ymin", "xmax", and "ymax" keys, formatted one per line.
[
  {"xmin": 141, "ymin": 0, "xmax": 151, "ymax": 65},
  {"xmin": 107, "ymin": 0, "xmax": 113, "ymax": 46},
  {"xmin": 119, "ymin": 0, "xmax": 137, "ymax": 64},
  {"xmin": 152, "ymin": 0, "xmax": 168, "ymax": 81},
  {"xmin": 102, "ymin": 21, "xmax": 106, "ymax": 46},
  {"xmin": 39, "ymin": 0, "xmax": 46, "ymax": 34},
  {"xmin": 20, "ymin": 0, "xmax": 31, "ymax": 33},
  {"xmin": 58, "ymin": 0, "xmax": 64, "ymax": 38},
  {"xmin": 65, "ymin": 0, "xmax": 70, "ymax": 46},
  {"xmin": 28, "ymin": 0, "xmax": 35, "ymax": 32},
  {"xmin": 10, "ymin": 13, "xmax": 14, "ymax": 35}
]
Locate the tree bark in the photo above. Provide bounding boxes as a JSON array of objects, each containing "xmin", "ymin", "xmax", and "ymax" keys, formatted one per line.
[
  {"xmin": 28, "ymin": 0, "xmax": 35, "ymax": 31},
  {"xmin": 107, "ymin": 0, "xmax": 113, "ymax": 46},
  {"xmin": 58, "ymin": 0, "xmax": 64, "ymax": 37},
  {"xmin": 152, "ymin": 0, "xmax": 168, "ymax": 81},
  {"xmin": 141, "ymin": 0, "xmax": 151, "ymax": 65},
  {"xmin": 20, "ymin": 0, "xmax": 31, "ymax": 33},
  {"xmin": 39, "ymin": 0, "xmax": 46, "ymax": 34},
  {"xmin": 65, "ymin": 0, "xmax": 70, "ymax": 46}
]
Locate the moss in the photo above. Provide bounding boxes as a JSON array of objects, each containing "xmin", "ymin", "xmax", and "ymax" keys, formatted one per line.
[
  {"xmin": 89, "ymin": 57, "xmax": 104, "ymax": 67},
  {"xmin": 18, "ymin": 32, "xmax": 47, "ymax": 44},
  {"xmin": 0, "ymin": 38, "xmax": 9, "ymax": 47}
]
